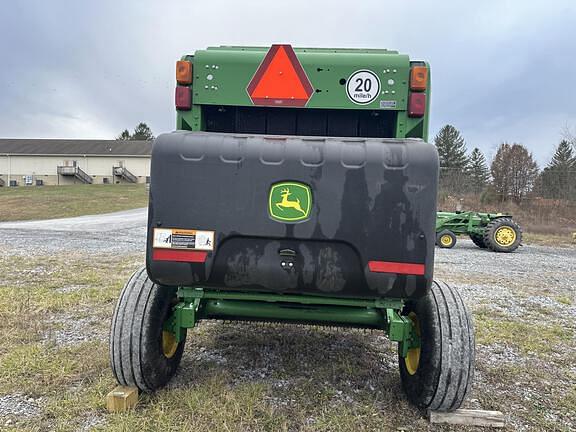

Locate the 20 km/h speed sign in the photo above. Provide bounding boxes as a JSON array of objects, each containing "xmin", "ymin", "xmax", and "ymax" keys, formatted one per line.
[{"xmin": 346, "ymin": 70, "xmax": 380, "ymax": 105}]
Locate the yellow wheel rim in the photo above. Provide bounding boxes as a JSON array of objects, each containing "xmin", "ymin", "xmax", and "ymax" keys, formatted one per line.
[
  {"xmin": 404, "ymin": 312, "xmax": 421, "ymax": 375},
  {"xmin": 494, "ymin": 226, "xmax": 516, "ymax": 247},
  {"xmin": 162, "ymin": 331, "xmax": 178, "ymax": 359},
  {"xmin": 440, "ymin": 234, "xmax": 453, "ymax": 247}
]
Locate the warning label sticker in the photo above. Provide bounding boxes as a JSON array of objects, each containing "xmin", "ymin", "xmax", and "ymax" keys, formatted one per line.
[{"xmin": 153, "ymin": 228, "xmax": 215, "ymax": 251}]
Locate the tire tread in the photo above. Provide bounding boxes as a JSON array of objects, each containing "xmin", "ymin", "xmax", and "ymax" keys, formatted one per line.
[
  {"xmin": 109, "ymin": 266, "xmax": 184, "ymax": 392},
  {"xmin": 399, "ymin": 280, "xmax": 475, "ymax": 412}
]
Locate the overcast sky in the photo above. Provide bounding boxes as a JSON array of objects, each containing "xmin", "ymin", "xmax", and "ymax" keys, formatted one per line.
[{"xmin": 1, "ymin": 1, "xmax": 575, "ymax": 166}]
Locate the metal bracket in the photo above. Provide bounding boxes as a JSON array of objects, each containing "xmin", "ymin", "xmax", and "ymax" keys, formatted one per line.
[
  {"xmin": 164, "ymin": 297, "xmax": 201, "ymax": 343},
  {"xmin": 386, "ymin": 308, "xmax": 421, "ymax": 357}
]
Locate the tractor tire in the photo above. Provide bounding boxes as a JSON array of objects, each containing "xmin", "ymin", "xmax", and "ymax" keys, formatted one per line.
[
  {"xmin": 398, "ymin": 280, "xmax": 475, "ymax": 412},
  {"xmin": 109, "ymin": 266, "xmax": 186, "ymax": 392},
  {"xmin": 436, "ymin": 230, "xmax": 457, "ymax": 249},
  {"xmin": 483, "ymin": 218, "xmax": 522, "ymax": 253},
  {"xmin": 469, "ymin": 233, "xmax": 487, "ymax": 249}
]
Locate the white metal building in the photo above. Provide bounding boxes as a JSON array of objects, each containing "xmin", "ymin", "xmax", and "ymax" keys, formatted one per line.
[{"xmin": 0, "ymin": 139, "xmax": 152, "ymax": 186}]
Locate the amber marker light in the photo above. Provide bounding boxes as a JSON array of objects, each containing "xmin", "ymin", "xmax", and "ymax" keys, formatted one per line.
[
  {"xmin": 410, "ymin": 66, "xmax": 428, "ymax": 91},
  {"xmin": 176, "ymin": 60, "xmax": 193, "ymax": 85}
]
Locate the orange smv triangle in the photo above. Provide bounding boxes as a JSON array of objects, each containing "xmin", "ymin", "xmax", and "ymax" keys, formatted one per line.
[{"xmin": 247, "ymin": 45, "xmax": 314, "ymax": 107}]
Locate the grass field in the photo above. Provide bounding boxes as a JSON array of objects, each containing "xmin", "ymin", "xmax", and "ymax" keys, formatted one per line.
[
  {"xmin": 0, "ymin": 185, "xmax": 148, "ymax": 222},
  {"xmin": 0, "ymin": 245, "xmax": 574, "ymax": 431}
]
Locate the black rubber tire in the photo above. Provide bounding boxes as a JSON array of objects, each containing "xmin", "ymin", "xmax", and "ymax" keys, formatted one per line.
[
  {"xmin": 436, "ymin": 230, "xmax": 457, "ymax": 249},
  {"xmin": 109, "ymin": 266, "xmax": 185, "ymax": 392},
  {"xmin": 483, "ymin": 218, "xmax": 522, "ymax": 253},
  {"xmin": 469, "ymin": 233, "xmax": 487, "ymax": 249},
  {"xmin": 398, "ymin": 280, "xmax": 475, "ymax": 412}
]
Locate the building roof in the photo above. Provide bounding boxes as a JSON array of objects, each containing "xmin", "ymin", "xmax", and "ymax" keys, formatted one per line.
[{"xmin": 0, "ymin": 139, "xmax": 152, "ymax": 156}]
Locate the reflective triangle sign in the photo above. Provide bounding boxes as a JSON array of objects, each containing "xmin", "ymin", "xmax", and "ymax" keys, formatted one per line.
[{"xmin": 247, "ymin": 45, "xmax": 314, "ymax": 107}]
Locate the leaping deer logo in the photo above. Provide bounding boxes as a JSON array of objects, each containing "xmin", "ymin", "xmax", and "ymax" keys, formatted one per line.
[{"xmin": 276, "ymin": 187, "xmax": 306, "ymax": 215}]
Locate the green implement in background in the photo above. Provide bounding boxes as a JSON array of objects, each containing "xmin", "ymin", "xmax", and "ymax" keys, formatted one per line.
[{"xmin": 435, "ymin": 211, "xmax": 523, "ymax": 252}]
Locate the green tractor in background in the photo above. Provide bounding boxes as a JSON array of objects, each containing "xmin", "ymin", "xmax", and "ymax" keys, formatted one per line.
[{"xmin": 436, "ymin": 211, "xmax": 523, "ymax": 252}]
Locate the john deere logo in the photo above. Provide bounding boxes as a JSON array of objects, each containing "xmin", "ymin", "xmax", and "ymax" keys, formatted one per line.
[{"xmin": 269, "ymin": 182, "xmax": 312, "ymax": 222}]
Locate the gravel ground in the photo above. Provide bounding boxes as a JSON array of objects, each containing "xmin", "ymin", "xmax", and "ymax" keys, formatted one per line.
[
  {"xmin": 0, "ymin": 208, "xmax": 147, "ymax": 256},
  {"xmin": 0, "ymin": 394, "xmax": 43, "ymax": 427},
  {"xmin": 0, "ymin": 211, "xmax": 575, "ymax": 430}
]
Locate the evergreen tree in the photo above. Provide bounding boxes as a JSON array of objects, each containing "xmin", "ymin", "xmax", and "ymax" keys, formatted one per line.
[
  {"xmin": 468, "ymin": 147, "xmax": 490, "ymax": 193},
  {"xmin": 434, "ymin": 125, "xmax": 470, "ymax": 193},
  {"xmin": 131, "ymin": 122, "xmax": 155, "ymax": 141},
  {"xmin": 116, "ymin": 123, "xmax": 154, "ymax": 141},
  {"xmin": 117, "ymin": 129, "xmax": 131, "ymax": 140},
  {"xmin": 540, "ymin": 140, "xmax": 576, "ymax": 199},
  {"xmin": 549, "ymin": 139, "xmax": 575, "ymax": 169},
  {"xmin": 434, "ymin": 125, "xmax": 469, "ymax": 169}
]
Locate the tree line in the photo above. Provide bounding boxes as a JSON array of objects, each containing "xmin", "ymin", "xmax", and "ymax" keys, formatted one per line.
[
  {"xmin": 435, "ymin": 124, "xmax": 576, "ymax": 203},
  {"xmin": 117, "ymin": 122, "xmax": 155, "ymax": 141}
]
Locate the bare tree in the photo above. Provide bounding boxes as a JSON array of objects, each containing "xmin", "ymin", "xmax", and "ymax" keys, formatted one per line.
[{"xmin": 491, "ymin": 142, "xmax": 539, "ymax": 203}]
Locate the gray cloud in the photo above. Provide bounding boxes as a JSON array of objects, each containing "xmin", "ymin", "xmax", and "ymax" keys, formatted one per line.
[{"xmin": 1, "ymin": 0, "xmax": 574, "ymax": 165}]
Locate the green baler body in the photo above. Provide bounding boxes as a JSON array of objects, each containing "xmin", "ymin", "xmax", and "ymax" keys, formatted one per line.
[
  {"xmin": 158, "ymin": 46, "xmax": 433, "ymax": 350},
  {"xmin": 177, "ymin": 46, "xmax": 430, "ymax": 140}
]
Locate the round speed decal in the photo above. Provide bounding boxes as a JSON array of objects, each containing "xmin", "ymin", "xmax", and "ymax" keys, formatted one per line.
[{"xmin": 346, "ymin": 70, "xmax": 381, "ymax": 105}]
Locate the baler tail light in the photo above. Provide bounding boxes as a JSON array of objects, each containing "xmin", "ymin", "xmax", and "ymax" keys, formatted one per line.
[
  {"xmin": 175, "ymin": 86, "xmax": 191, "ymax": 110},
  {"xmin": 408, "ymin": 93, "xmax": 426, "ymax": 118},
  {"xmin": 176, "ymin": 60, "xmax": 193, "ymax": 85},
  {"xmin": 410, "ymin": 66, "xmax": 428, "ymax": 91}
]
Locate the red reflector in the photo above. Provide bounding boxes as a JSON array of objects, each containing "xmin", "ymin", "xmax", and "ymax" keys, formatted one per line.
[
  {"xmin": 153, "ymin": 249, "xmax": 207, "ymax": 263},
  {"xmin": 368, "ymin": 261, "xmax": 425, "ymax": 276},
  {"xmin": 247, "ymin": 44, "xmax": 314, "ymax": 107},
  {"xmin": 408, "ymin": 92, "xmax": 426, "ymax": 117},
  {"xmin": 175, "ymin": 86, "xmax": 191, "ymax": 110}
]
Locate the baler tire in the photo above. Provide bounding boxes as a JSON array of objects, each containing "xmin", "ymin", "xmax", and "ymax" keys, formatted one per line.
[
  {"xmin": 109, "ymin": 266, "xmax": 185, "ymax": 392},
  {"xmin": 398, "ymin": 280, "xmax": 475, "ymax": 412},
  {"xmin": 483, "ymin": 218, "xmax": 522, "ymax": 253},
  {"xmin": 469, "ymin": 234, "xmax": 487, "ymax": 249},
  {"xmin": 436, "ymin": 230, "xmax": 457, "ymax": 249}
]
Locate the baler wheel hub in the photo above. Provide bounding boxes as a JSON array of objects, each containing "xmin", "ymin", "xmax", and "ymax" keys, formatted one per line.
[
  {"xmin": 162, "ymin": 331, "xmax": 179, "ymax": 359},
  {"xmin": 404, "ymin": 312, "xmax": 421, "ymax": 375}
]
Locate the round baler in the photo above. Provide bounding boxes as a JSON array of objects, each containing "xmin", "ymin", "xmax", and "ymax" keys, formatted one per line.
[{"xmin": 110, "ymin": 45, "xmax": 474, "ymax": 412}]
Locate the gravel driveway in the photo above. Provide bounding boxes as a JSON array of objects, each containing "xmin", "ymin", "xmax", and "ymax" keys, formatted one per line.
[{"xmin": 0, "ymin": 208, "xmax": 147, "ymax": 255}]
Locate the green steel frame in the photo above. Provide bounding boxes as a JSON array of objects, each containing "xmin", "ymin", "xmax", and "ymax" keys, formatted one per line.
[
  {"xmin": 164, "ymin": 288, "xmax": 420, "ymax": 357},
  {"xmin": 436, "ymin": 211, "xmax": 511, "ymax": 236}
]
